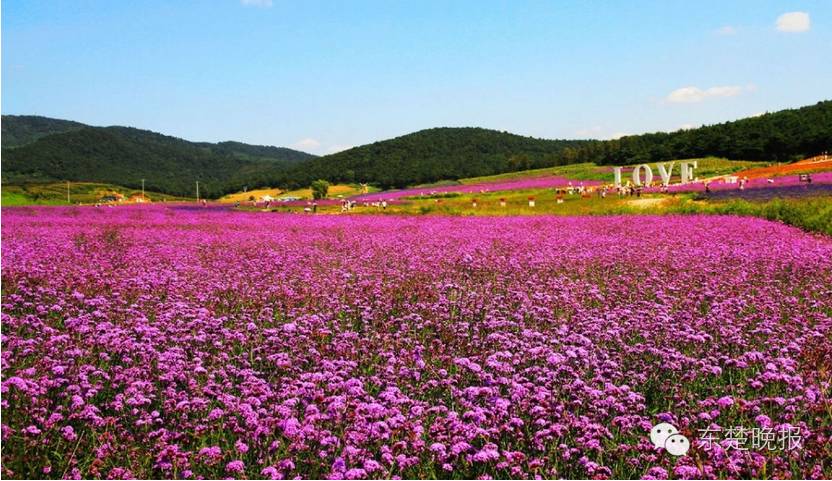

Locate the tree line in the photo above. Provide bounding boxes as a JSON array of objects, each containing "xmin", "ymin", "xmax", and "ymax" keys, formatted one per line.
[
  {"xmin": 3, "ymin": 101, "xmax": 830, "ymax": 197},
  {"xmin": 278, "ymin": 101, "xmax": 831, "ymax": 189}
]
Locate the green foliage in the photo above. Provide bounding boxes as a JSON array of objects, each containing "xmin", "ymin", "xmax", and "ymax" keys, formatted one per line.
[
  {"xmin": 1, "ymin": 190, "xmax": 66, "ymax": 206},
  {"xmin": 310, "ymin": 179, "xmax": 330, "ymax": 199},
  {"xmin": 196, "ymin": 140, "xmax": 314, "ymax": 164}
]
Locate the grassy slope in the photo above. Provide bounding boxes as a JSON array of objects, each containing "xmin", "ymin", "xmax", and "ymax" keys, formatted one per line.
[
  {"xmin": 283, "ymin": 183, "xmax": 379, "ymax": 199},
  {"xmin": 219, "ymin": 183, "xmax": 379, "ymax": 202},
  {"xmin": 1, "ymin": 182, "xmax": 186, "ymax": 206},
  {"xmin": 218, "ymin": 187, "xmax": 284, "ymax": 203}
]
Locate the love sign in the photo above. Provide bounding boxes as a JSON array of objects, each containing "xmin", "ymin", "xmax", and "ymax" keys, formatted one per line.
[{"xmin": 612, "ymin": 161, "xmax": 698, "ymax": 187}]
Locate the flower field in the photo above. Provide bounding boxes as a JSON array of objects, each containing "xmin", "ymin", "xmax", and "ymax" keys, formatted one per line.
[
  {"xmin": 660, "ymin": 172, "xmax": 832, "ymax": 194},
  {"xmin": 2, "ymin": 205, "xmax": 832, "ymax": 479},
  {"xmin": 352, "ymin": 176, "xmax": 603, "ymax": 202}
]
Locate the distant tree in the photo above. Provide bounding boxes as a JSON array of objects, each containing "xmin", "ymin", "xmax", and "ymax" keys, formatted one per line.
[{"xmin": 311, "ymin": 179, "xmax": 330, "ymax": 199}]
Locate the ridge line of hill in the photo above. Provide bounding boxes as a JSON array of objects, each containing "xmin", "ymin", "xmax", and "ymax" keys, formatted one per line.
[{"xmin": 2, "ymin": 100, "xmax": 830, "ymax": 197}]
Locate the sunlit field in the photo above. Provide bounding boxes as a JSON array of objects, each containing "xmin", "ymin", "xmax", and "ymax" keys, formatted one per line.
[
  {"xmin": 2, "ymin": 205, "xmax": 831, "ymax": 479},
  {"xmin": 218, "ymin": 187, "xmax": 285, "ymax": 203},
  {"xmin": 458, "ymin": 158, "xmax": 767, "ymax": 185},
  {"xmin": 0, "ymin": 183, "xmax": 183, "ymax": 207}
]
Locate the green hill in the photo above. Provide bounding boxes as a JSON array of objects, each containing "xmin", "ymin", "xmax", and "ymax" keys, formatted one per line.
[
  {"xmin": 1, "ymin": 119, "xmax": 316, "ymax": 198},
  {"xmin": 284, "ymin": 127, "xmax": 590, "ymax": 189},
  {"xmin": 277, "ymin": 101, "xmax": 831, "ymax": 189},
  {"xmin": 2, "ymin": 115, "xmax": 88, "ymax": 148},
  {"xmin": 195, "ymin": 140, "xmax": 314, "ymax": 164},
  {"xmin": 561, "ymin": 100, "xmax": 832, "ymax": 166}
]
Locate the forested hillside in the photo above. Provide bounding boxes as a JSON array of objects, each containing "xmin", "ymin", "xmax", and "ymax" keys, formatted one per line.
[
  {"xmin": 2, "ymin": 124, "xmax": 315, "ymax": 197},
  {"xmin": 277, "ymin": 101, "xmax": 831, "ymax": 189},
  {"xmin": 2, "ymin": 115, "xmax": 88, "ymax": 148},
  {"xmin": 284, "ymin": 127, "xmax": 590, "ymax": 189},
  {"xmin": 561, "ymin": 100, "xmax": 832, "ymax": 166}
]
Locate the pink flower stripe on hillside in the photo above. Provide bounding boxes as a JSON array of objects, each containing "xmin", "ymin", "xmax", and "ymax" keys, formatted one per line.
[{"xmin": 352, "ymin": 176, "xmax": 603, "ymax": 201}]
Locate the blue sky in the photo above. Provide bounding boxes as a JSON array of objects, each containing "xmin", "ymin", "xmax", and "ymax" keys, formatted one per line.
[{"xmin": 2, "ymin": 1, "xmax": 830, "ymax": 155}]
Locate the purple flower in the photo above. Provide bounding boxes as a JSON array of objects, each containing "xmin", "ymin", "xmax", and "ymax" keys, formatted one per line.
[
  {"xmin": 207, "ymin": 408, "xmax": 224, "ymax": 421},
  {"xmin": 234, "ymin": 439, "xmax": 249, "ymax": 454},
  {"xmin": 61, "ymin": 425, "xmax": 77, "ymax": 441},
  {"xmin": 754, "ymin": 414, "xmax": 772, "ymax": 428},
  {"xmin": 23, "ymin": 425, "xmax": 41, "ymax": 436},
  {"xmin": 225, "ymin": 460, "xmax": 245, "ymax": 474},
  {"xmin": 472, "ymin": 444, "xmax": 500, "ymax": 463},
  {"xmin": 644, "ymin": 467, "xmax": 668, "ymax": 479},
  {"xmin": 344, "ymin": 468, "xmax": 367, "ymax": 479},
  {"xmin": 261, "ymin": 466, "xmax": 279, "ymax": 479}
]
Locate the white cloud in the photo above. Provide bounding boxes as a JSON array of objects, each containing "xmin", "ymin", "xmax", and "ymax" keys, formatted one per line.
[
  {"xmin": 575, "ymin": 126, "xmax": 602, "ymax": 137},
  {"xmin": 716, "ymin": 25, "xmax": 736, "ymax": 35},
  {"xmin": 326, "ymin": 144, "xmax": 354, "ymax": 154},
  {"xmin": 241, "ymin": 0, "xmax": 273, "ymax": 7},
  {"xmin": 706, "ymin": 85, "xmax": 744, "ymax": 97},
  {"xmin": 574, "ymin": 127, "xmax": 629, "ymax": 140},
  {"xmin": 776, "ymin": 11, "xmax": 810, "ymax": 32},
  {"xmin": 666, "ymin": 85, "xmax": 747, "ymax": 103},
  {"xmin": 292, "ymin": 138, "xmax": 320, "ymax": 151}
]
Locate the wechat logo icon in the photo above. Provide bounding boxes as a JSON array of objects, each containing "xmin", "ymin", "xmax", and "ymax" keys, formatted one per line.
[{"xmin": 650, "ymin": 422, "xmax": 690, "ymax": 456}]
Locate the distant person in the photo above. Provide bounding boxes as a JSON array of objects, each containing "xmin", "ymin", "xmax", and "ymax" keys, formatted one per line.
[
  {"xmin": 312, "ymin": 201, "xmax": 318, "ymax": 213},
  {"xmin": 381, "ymin": 200, "xmax": 388, "ymax": 210}
]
